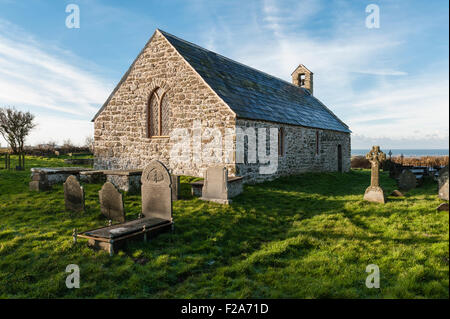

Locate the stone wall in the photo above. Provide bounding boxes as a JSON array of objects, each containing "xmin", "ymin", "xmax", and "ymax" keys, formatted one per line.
[
  {"xmin": 94, "ymin": 30, "xmax": 351, "ymax": 184},
  {"xmin": 93, "ymin": 30, "xmax": 237, "ymax": 178},
  {"xmin": 106, "ymin": 175, "xmax": 141, "ymax": 194},
  {"xmin": 235, "ymin": 119, "xmax": 351, "ymax": 183}
]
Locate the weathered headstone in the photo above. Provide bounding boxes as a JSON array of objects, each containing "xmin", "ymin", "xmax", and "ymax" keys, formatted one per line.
[
  {"xmin": 438, "ymin": 166, "xmax": 449, "ymax": 201},
  {"xmin": 29, "ymin": 171, "xmax": 51, "ymax": 192},
  {"xmin": 398, "ymin": 169, "xmax": 416, "ymax": 191},
  {"xmin": 171, "ymin": 175, "xmax": 180, "ymax": 201},
  {"xmin": 201, "ymin": 166, "xmax": 230, "ymax": 204},
  {"xmin": 389, "ymin": 163, "xmax": 402, "ymax": 179},
  {"xmin": 77, "ymin": 161, "xmax": 173, "ymax": 256},
  {"xmin": 363, "ymin": 146, "xmax": 386, "ymax": 204},
  {"xmin": 99, "ymin": 182, "xmax": 125, "ymax": 223},
  {"xmin": 141, "ymin": 160, "xmax": 172, "ymax": 221},
  {"xmin": 383, "ymin": 151, "xmax": 393, "ymax": 172},
  {"xmin": 64, "ymin": 175, "xmax": 85, "ymax": 213}
]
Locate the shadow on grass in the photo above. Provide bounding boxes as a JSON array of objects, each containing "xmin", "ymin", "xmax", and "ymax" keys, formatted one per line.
[{"xmin": 1, "ymin": 162, "xmax": 447, "ymax": 298}]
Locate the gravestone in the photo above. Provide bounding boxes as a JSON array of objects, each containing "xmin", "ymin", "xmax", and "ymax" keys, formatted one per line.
[
  {"xmin": 141, "ymin": 160, "xmax": 172, "ymax": 221},
  {"xmin": 363, "ymin": 146, "xmax": 386, "ymax": 204},
  {"xmin": 29, "ymin": 171, "xmax": 51, "ymax": 192},
  {"xmin": 383, "ymin": 159, "xmax": 393, "ymax": 172},
  {"xmin": 171, "ymin": 175, "xmax": 180, "ymax": 201},
  {"xmin": 77, "ymin": 162, "xmax": 172, "ymax": 256},
  {"xmin": 99, "ymin": 182, "xmax": 125, "ymax": 223},
  {"xmin": 438, "ymin": 166, "xmax": 449, "ymax": 201},
  {"xmin": 383, "ymin": 151, "xmax": 393, "ymax": 172},
  {"xmin": 389, "ymin": 163, "xmax": 402, "ymax": 179},
  {"xmin": 201, "ymin": 166, "xmax": 230, "ymax": 204},
  {"xmin": 63, "ymin": 175, "xmax": 85, "ymax": 213},
  {"xmin": 398, "ymin": 169, "xmax": 416, "ymax": 191}
]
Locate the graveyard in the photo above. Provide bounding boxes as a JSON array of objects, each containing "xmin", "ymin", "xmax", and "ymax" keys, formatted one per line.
[{"xmin": 0, "ymin": 155, "xmax": 448, "ymax": 298}]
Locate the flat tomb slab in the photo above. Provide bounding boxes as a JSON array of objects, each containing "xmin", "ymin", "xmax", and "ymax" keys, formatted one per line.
[
  {"xmin": 31, "ymin": 167, "xmax": 94, "ymax": 186},
  {"xmin": 83, "ymin": 217, "xmax": 170, "ymax": 239},
  {"xmin": 191, "ymin": 176, "xmax": 244, "ymax": 198},
  {"xmin": 97, "ymin": 169, "xmax": 143, "ymax": 176},
  {"xmin": 80, "ymin": 170, "xmax": 143, "ymax": 176},
  {"xmin": 79, "ymin": 170, "xmax": 107, "ymax": 183},
  {"xmin": 31, "ymin": 167, "xmax": 93, "ymax": 174},
  {"xmin": 80, "ymin": 170, "xmax": 106, "ymax": 176},
  {"xmin": 191, "ymin": 176, "xmax": 244, "ymax": 185}
]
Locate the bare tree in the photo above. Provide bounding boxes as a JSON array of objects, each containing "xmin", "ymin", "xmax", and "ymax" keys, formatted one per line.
[
  {"xmin": 62, "ymin": 139, "xmax": 74, "ymax": 148},
  {"xmin": 84, "ymin": 135, "xmax": 94, "ymax": 153},
  {"xmin": 0, "ymin": 107, "xmax": 36, "ymax": 168},
  {"xmin": 0, "ymin": 107, "xmax": 36, "ymax": 154}
]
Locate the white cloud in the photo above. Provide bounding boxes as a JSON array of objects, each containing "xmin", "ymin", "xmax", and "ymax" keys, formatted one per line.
[
  {"xmin": 0, "ymin": 1, "xmax": 448, "ymax": 151},
  {"xmin": 196, "ymin": 0, "xmax": 449, "ymax": 149},
  {"xmin": 32, "ymin": 116, "xmax": 94, "ymax": 147},
  {"xmin": 0, "ymin": 19, "xmax": 111, "ymax": 146}
]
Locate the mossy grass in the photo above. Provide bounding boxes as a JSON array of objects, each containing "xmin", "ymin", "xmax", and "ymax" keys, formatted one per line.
[{"xmin": 0, "ymin": 156, "xmax": 448, "ymax": 298}]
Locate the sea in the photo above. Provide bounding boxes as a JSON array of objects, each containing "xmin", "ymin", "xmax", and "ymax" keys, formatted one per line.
[{"xmin": 352, "ymin": 149, "xmax": 449, "ymax": 157}]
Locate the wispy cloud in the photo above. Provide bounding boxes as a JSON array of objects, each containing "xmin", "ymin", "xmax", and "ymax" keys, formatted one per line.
[
  {"xmin": 0, "ymin": 19, "xmax": 111, "ymax": 145},
  {"xmin": 194, "ymin": 0, "xmax": 449, "ymax": 149},
  {"xmin": 0, "ymin": 1, "xmax": 447, "ymax": 150}
]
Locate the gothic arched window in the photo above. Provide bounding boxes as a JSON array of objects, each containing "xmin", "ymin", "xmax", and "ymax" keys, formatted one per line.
[{"xmin": 147, "ymin": 87, "xmax": 169, "ymax": 137}]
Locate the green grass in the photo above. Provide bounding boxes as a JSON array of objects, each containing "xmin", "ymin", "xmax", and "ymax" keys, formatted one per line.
[{"xmin": 0, "ymin": 156, "xmax": 448, "ymax": 298}]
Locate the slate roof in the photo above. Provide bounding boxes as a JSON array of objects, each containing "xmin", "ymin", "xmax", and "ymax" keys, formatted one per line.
[
  {"xmin": 159, "ymin": 30, "xmax": 350, "ymax": 133},
  {"xmin": 93, "ymin": 29, "xmax": 350, "ymax": 133}
]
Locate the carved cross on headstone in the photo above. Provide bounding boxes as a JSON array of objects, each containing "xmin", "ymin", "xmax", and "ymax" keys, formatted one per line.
[{"xmin": 366, "ymin": 146, "xmax": 386, "ymax": 188}]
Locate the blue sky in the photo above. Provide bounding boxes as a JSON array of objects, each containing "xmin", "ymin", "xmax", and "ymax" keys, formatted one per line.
[{"xmin": 0, "ymin": 0, "xmax": 448, "ymax": 149}]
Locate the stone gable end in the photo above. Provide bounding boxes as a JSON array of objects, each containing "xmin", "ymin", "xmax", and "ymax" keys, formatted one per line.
[
  {"xmin": 93, "ymin": 30, "xmax": 351, "ymax": 183},
  {"xmin": 94, "ymin": 30, "xmax": 237, "ymax": 176}
]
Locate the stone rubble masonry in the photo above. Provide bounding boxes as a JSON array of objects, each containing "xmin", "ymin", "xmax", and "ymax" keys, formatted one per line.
[
  {"xmin": 106, "ymin": 174, "xmax": 141, "ymax": 195},
  {"xmin": 291, "ymin": 64, "xmax": 313, "ymax": 95},
  {"xmin": 93, "ymin": 30, "xmax": 351, "ymax": 183},
  {"xmin": 235, "ymin": 118, "xmax": 351, "ymax": 183}
]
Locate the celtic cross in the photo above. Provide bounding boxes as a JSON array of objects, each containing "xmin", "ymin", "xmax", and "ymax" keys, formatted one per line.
[{"xmin": 366, "ymin": 146, "xmax": 386, "ymax": 187}]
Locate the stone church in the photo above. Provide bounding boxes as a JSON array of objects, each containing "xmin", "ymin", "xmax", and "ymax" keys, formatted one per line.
[{"xmin": 92, "ymin": 29, "xmax": 351, "ymax": 183}]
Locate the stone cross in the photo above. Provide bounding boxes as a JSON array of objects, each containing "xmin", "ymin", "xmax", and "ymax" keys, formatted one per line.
[
  {"xmin": 366, "ymin": 146, "xmax": 386, "ymax": 188},
  {"xmin": 363, "ymin": 146, "xmax": 386, "ymax": 204}
]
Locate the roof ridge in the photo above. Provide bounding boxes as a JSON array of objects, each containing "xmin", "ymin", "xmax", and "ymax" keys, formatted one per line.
[
  {"xmin": 92, "ymin": 28, "xmax": 350, "ymax": 133},
  {"xmin": 159, "ymin": 29, "xmax": 349, "ymax": 133},
  {"xmin": 157, "ymin": 29, "xmax": 310, "ymax": 93}
]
